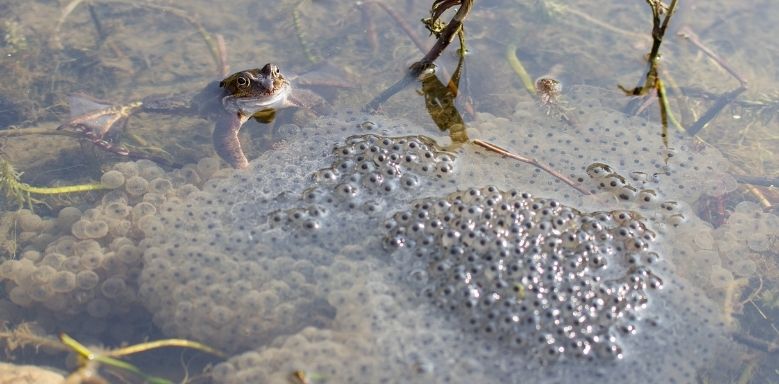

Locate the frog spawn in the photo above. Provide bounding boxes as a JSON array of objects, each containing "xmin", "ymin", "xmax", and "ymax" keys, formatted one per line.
[
  {"xmin": 0, "ymin": 158, "xmax": 220, "ymax": 338},
  {"xmin": 1, "ymin": 107, "xmax": 740, "ymax": 382},
  {"xmin": 474, "ymin": 85, "xmax": 737, "ymax": 202},
  {"xmin": 201, "ymin": 117, "xmax": 730, "ymax": 383},
  {"xmin": 269, "ymin": 134, "xmax": 455, "ymax": 231},
  {"xmin": 384, "ymin": 186, "xmax": 662, "ymax": 362}
]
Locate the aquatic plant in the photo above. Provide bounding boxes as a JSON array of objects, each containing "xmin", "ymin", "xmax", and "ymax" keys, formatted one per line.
[
  {"xmin": 0, "ymin": 157, "xmax": 109, "ymax": 210},
  {"xmin": 59, "ymin": 332, "xmax": 223, "ymax": 384},
  {"xmin": 0, "ymin": 321, "xmax": 223, "ymax": 383},
  {"xmin": 618, "ymin": 0, "xmax": 679, "ymax": 149}
]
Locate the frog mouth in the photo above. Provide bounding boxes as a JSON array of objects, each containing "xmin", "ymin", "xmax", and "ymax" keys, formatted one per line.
[{"xmin": 221, "ymin": 83, "xmax": 291, "ymax": 116}]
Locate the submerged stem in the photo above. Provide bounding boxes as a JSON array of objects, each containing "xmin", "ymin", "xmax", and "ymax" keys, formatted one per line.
[
  {"xmin": 0, "ymin": 158, "xmax": 109, "ymax": 209},
  {"xmin": 472, "ymin": 139, "xmax": 590, "ymax": 195}
]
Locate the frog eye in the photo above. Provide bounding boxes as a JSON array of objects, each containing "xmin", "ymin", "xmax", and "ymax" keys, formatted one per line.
[{"xmin": 236, "ymin": 76, "xmax": 250, "ymax": 88}]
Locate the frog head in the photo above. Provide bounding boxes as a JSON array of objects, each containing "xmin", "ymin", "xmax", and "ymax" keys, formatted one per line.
[{"xmin": 219, "ymin": 63, "xmax": 291, "ymax": 116}]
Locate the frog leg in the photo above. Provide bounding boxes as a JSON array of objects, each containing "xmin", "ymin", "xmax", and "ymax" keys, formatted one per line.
[
  {"xmin": 58, "ymin": 94, "xmax": 143, "ymax": 138},
  {"xmin": 212, "ymin": 111, "xmax": 251, "ymax": 169},
  {"xmin": 57, "ymin": 94, "xmax": 141, "ymax": 156},
  {"xmin": 58, "ymin": 94, "xmax": 173, "ymax": 164}
]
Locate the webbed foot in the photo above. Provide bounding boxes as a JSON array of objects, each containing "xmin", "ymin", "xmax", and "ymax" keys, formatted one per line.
[
  {"xmin": 58, "ymin": 94, "xmax": 170, "ymax": 164},
  {"xmin": 58, "ymin": 93, "xmax": 142, "ymax": 139}
]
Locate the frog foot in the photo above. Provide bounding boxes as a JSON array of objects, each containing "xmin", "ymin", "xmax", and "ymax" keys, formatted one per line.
[
  {"xmin": 58, "ymin": 94, "xmax": 167, "ymax": 163},
  {"xmin": 58, "ymin": 94, "xmax": 142, "ymax": 137}
]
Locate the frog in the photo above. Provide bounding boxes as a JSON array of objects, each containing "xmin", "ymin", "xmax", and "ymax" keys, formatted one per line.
[{"xmin": 59, "ymin": 63, "xmax": 334, "ymax": 169}]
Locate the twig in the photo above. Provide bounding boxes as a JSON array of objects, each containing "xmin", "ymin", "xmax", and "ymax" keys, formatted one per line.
[
  {"xmin": 678, "ymin": 26, "xmax": 748, "ymax": 86},
  {"xmin": 365, "ymin": 1, "xmax": 430, "ymax": 54},
  {"xmin": 740, "ymin": 184, "xmax": 775, "ymax": 211},
  {"xmin": 736, "ymin": 357, "xmax": 759, "ymax": 384},
  {"xmin": 60, "ymin": 332, "xmax": 224, "ymax": 384},
  {"xmin": 678, "ymin": 26, "xmax": 748, "ymax": 136},
  {"xmin": 618, "ymin": 0, "xmax": 679, "ymax": 158},
  {"xmin": 557, "ymin": 5, "xmax": 650, "ymax": 42},
  {"xmin": 87, "ymin": 4, "xmax": 107, "ymax": 45},
  {"xmin": 733, "ymin": 332, "xmax": 779, "ymax": 353},
  {"xmin": 740, "ymin": 276, "xmax": 764, "ymax": 307},
  {"xmin": 686, "ymin": 85, "xmax": 747, "ymax": 136},
  {"xmin": 359, "ymin": 2, "xmax": 380, "ymax": 55},
  {"xmin": 619, "ymin": 0, "xmax": 679, "ymax": 96},
  {"xmin": 364, "ymin": 0, "xmax": 470, "ymax": 111},
  {"xmin": 472, "ymin": 139, "xmax": 590, "ymax": 195},
  {"xmin": 52, "ymin": 0, "xmax": 87, "ymax": 50},
  {"xmin": 0, "ymin": 127, "xmax": 84, "ymax": 140},
  {"xmin": 410, "ymin": 0, "xmax": 474, "ymax": 76}
]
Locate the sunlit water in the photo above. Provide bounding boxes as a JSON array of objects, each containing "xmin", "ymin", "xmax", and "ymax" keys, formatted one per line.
[{"xmin": 0, "ymin": 0, "xmax": 777, "ymax": 383}]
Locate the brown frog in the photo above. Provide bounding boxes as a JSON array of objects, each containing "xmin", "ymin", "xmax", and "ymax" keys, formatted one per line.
[{"xmin": 61, "ymin": 63, "xmax": 332, "ymax": 169}]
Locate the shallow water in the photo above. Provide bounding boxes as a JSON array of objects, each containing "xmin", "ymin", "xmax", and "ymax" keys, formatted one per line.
[{"xmin": 0, "ymin": 0, "xmax": 778, "ymax": 383}]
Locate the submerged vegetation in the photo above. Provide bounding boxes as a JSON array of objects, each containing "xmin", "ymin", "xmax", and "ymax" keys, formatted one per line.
[
  {"xmin": 0, "ymin": 157, "xmax": 109, "ymax": 210},
  {"xmin": 0, "ymin": 322, "xmax": 222, "ymax": 383}
]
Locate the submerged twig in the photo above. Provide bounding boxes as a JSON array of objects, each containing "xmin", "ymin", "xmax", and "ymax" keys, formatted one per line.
[
  {"xmin": 365, "ymin": 1, "xmax": 429, "ymax": 54},
  {"xmin": 472, "ymin": 139, "xmax": 590, "ymax": 195},
  {"xmin": 359, "ymin": 2, "xmax": 380, "ymax": 55},
  {"xmin": 52, "ymin": 0, "xmax": 87, "ymax": 50},
  {"xmin": 678, "ymin": 26, "xmax": 748, "ymax": 136},
  {"xmin": 687, "ymin": 86, "xmax": 747, "ymax": 136},
  {"xmin": 555, "ymin": 4, "xmax": 650, "ymax": 42},
  {"xmin": 87, "ymin": 4, "xmax": 107, "ymax": 45},
  {"xmin": 734, "ymin": 332, "xmax": 779, "ymax": 354},
  {"xmin": 679, "ymin": 26, "xmax": 747, "ymax": 86},
  {"xmin": 733, "ymin": 175, "xmax": 779, "ymax": 187},
  {"xmin": 364, "ymin": 0, "xmax": 472, "ymax": 111}
]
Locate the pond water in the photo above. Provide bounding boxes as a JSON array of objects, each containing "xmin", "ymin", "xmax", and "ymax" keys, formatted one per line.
[{"xmin": 0, "ymin": 0, "xmax": 777, "ymax": 383}]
